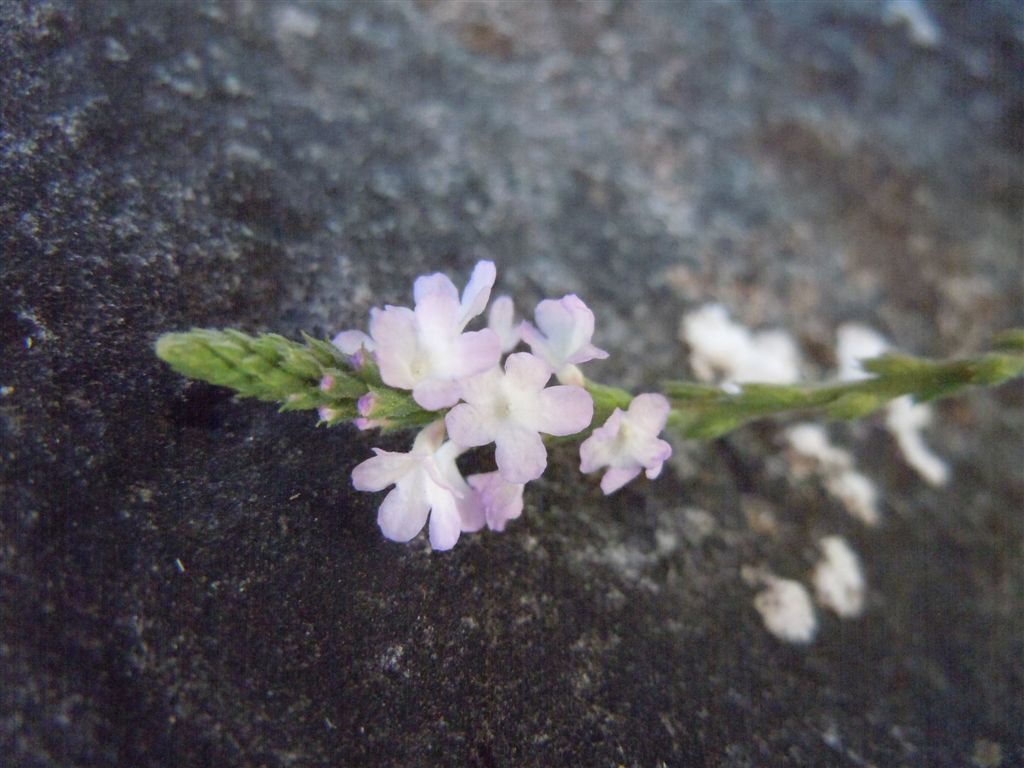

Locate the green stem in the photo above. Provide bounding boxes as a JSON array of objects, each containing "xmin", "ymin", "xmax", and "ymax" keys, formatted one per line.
[
  {"xmin": 156, "ymin": 328, "xmax": 1024, "ymax": 439},
  {"xmin": 661, "ymin": 338, "xmax": 1024, "ymax": 439}
]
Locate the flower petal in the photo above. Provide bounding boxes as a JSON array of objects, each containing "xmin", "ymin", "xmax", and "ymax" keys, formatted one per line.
[
  {"xmin": 332, "ymin": 329, "xmax": 375, "ymax": 354},
  {"xmin": 414, "ymin": 291, "xmax": 460, "ymax": 342},
  {"xmin": 495, "ymin": 423, "xmax": 547, "ymax": 483},
  {"xmin": 627, "ymin": 393, "xmax": 671, "ymax": 434},
  {"xmin": 432, "ymin": 442, "xmax": 485, "ymax": 533},
  {"xmin": 426, "ymin": 482, "xmax": 462, "ymax": 551},
  {"xmin": 449, "ymin": 329, "xmax": 502, "ymax": 378},
  {"xmin": 458, "ymin": 260, "xmax": 496, "ymax": 328},
  {"xmin": 468, "ymin": 471, "xmax": 525, "ymax": 532},
  {"xmin": 413, "ymin": 272, "xmax": 459, "ymax": 305},
  {"xmin": 535, "ymin": 295, "xmax": 592, "ymax": 352},
  {"xmin": 634, "ymin": 437, "xmax": 673, "ymax": 470},
  {"xmin": 519, "ymin": 321, "xmax": 546, "ymax": 356},
  {"xmin": 377, "ymin": 483, "xmax": 430, "ymax": 542},
  {"xmin": 600, "ymin": 466, "xmax": 642, "ymax": 495},
  {"xmin": 503, "ymin": 352, "xmax": 552, "ymax": 393},
  {"xmin": 457, "ymin": 490, "xmax": 486, "ymax": 533},
  {"xmin": 566, "ymin": 342, "xmax": 609, "ymax": 366},
  {"xmin": 413, "ymin": 378, "xmax": 462, "ymax": 410},
  {"xmin": 532, "ymin": 385, "xmax": 593, "ymax": 436},
  {"xmin": 445, "ymin": 403, "xmax": 495, "ymax": 448},
  {"xmin": 352, "ymin": 448, "xmax": 414, "ymax": 491},
  {"xmin": 645, "ymin": 460, "xmax": 666, "ymax": 480},
  {"xmin": 411, "ymin": 420, "xmax": 447, "ymax": 455},
  {"xmin": 457, "ymin": 365, "xmax": 503, "ymax": 405},
  {"xmin": 369, "ymin": 306, "xmax": 420, "ymax": 388},
  {"xmin": 579, "ymin": 410, "xmax": 623, "ymax": 473},
  {"xmin": 488, "ymin": 295, "xmax": 520, "ymax": 353}
]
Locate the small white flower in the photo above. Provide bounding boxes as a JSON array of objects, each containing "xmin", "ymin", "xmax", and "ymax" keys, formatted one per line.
[
  {"xmin": 445, "ymin": 352, "xmax": 594, "ymax": 483},
  {"xmin": 521, "ymin": 294, "xmax": 608, "ymax": 385},
  {"xmin": 753, "ymin": 577, "xmax": 818, "ymax": 644},
  {"xmin": 812, "ymin": 536, "xmax": 866, "ymax": 618},
  {"xmin": 351, "ymin": 421, "xmax": 484, "ymax": 551},
  {"xmin": 579, "ymin": 393, "xmax": 673, "ymax": 494}
]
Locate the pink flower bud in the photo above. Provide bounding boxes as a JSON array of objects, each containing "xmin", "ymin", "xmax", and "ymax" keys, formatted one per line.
[{"xmin": 357, "ymin": 391, "xmax": 377, "ymax": 418}]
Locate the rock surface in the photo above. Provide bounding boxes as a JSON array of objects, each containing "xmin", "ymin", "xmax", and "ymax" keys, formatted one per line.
[{"xmin": 2, "ymin": 1, "xmax": 1022, "ymax": 765}]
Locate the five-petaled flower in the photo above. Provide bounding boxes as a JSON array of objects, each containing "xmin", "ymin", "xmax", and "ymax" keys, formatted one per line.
[
  {"xmin": 351, "ymin": 421, "xmax": 484, "ymax": 550},
  {"xmin": 521, "ymin": 294, "xmax": 608, "ymax": 386},
  {"xmin": 580, "ymin": 393, "xmax": 673, "ymax": 494},
  {"xmin": 337, "ymin": 261, "xmax": 502, "ymax": 410},
  {"xmin": 446, "ymin": 352, "xmax": 594, "ymax": 483}
]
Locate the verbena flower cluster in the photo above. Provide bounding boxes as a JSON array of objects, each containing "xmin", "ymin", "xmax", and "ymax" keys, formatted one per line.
[{"xmin": 334, "ymin": 261, "xmax": 672, "ymax": 550}]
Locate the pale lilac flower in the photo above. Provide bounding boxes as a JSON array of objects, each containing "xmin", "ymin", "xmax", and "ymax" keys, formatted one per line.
[
  {"xmin": 370, "ymin": 261, "xmax": 501, "ymax": 410},
  {"xmin": 488, "ymin": 295, "xmax": 521, "ymax": 353},
  {"xmin": 579, "ymin": 393, "xmax": 673, "ymax": 494},
  {"xmin": 520, "ymin": 294, "xmax": 608, "ymax": 385},
  {"xmin": 446, "ymin": 352, "xmax": 594, "ymax": 484},
  {"xmin": 351, "ymin": 421, "xmax": 484, "ymax": 550},
  {"xmin": 467, "ymin": 471, "xmax": 525, "ymax": 532}
]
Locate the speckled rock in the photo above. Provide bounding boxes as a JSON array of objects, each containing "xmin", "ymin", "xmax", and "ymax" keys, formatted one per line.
[{"xmin": 2, "ymin": 1, "xmax": 1022, "ymax": 766}]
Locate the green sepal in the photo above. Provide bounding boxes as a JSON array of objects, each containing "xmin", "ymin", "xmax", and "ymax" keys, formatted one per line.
[
  {"xmin": 320, "ymin": 368, "xmax": 369, "ymax": 399},
  {"xmin": 317, "ymin": 402, "xmax": 359, "ymax": 426},
  {"xmin": 365, "ymin": 385, "xmax": 434, "ymax": 422},
  {"xmin": 279, "ymin": 392, "xmax": 330, "ymax": 412},
  {"xmin": 300, "ymin": 331, "xmax": 350, "ymax": 368}
]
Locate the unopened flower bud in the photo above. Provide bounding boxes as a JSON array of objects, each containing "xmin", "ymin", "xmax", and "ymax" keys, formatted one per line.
[{"xmin": 357, "ymin": 391, "xmax": 377, "ymax": 417}]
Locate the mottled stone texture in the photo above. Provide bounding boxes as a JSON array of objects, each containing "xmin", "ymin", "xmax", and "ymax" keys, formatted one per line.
[{"xmin": 2, "ymin": 1, "xmax": 1022, "ymax": 766}]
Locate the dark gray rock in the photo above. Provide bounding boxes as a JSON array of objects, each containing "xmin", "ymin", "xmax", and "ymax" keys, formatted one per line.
[{"xmin": 2, "ymin": 1, "xmax": 1022, "ymax": 765}]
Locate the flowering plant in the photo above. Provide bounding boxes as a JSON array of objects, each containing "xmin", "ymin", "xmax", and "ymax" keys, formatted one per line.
[{"xmin": 157, "ymin": 261, "xmax": 1024, "ymax": 553}]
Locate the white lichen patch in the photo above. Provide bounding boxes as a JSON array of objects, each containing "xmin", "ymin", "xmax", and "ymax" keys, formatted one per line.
[
  {"xmin": 836, "ymin": 323, "xmax": 950, "ymax": 487},
  {"xmin": 274, "ymin": 5, "xmax": 320, "ymax": 39},
  {"xmin": 785, "ymin": 423, "xmax": 881, "ymax": 526},
  {"xmin": 751, "ymin": 575, "xmax": 818, "ymax": 644},
  {"xmin": 813, "ymin": 536, "xmax": 866, "ymax": 618},
  {"xmin": 786, "ymin": 423, "xmax": 853, "ymax": 471},
  {"xmin": 835, "ymin": 323, "xmax": 889, "ymax": 383},
  {"xmin": 885, "ymin": 397, "xmax": 950, "ymax": 486},
  {"xmin": 823, "ymin": 469, "xmax": 880, "ymax": 528},
  {"xmin": 680, "ymin": 304, "xmax": 801, "ymax": 386}
]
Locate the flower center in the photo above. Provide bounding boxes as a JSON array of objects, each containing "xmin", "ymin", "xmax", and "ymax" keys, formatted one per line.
[{"xmin": 491, "ymin": 392, "xmax": 513, "ymax": 421}]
